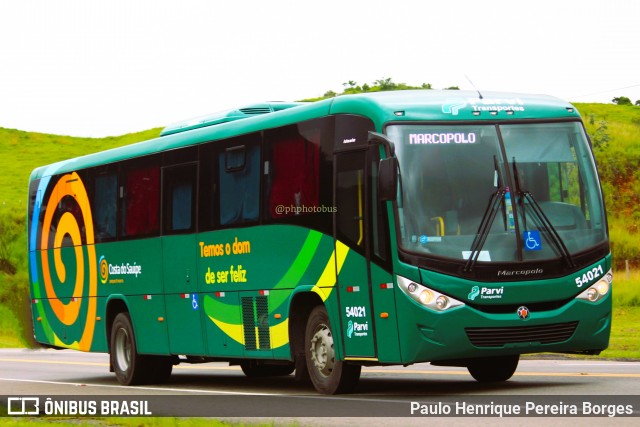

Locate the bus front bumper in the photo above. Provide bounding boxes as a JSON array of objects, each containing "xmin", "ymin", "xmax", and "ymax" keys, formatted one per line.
[{"xmin": 394, "ymin": 291, "xmax": 612, "ymax": 365}]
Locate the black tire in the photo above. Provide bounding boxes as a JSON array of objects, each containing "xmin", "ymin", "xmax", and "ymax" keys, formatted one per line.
[
  {"xmin": 240, "ymin": 361, "xmax": 295, "ymax": 377},
  {"xmin": 467, "ymin": 355, "xmax": 519, "ymax": 382},
  {"xmin": 305, "ymin": 305, "xmax": 360, "ymax": 394},
  {"xmin": 110, "ymin": 312, "xmax": 172, "ymax": 385}
]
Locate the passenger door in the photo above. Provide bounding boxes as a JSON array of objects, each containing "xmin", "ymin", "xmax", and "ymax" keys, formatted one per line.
[
  {"xmin": 161, "ymin": 162, "xmax": 207, "ymax": 355},
  {"xmin": 334, "ymin": 148, "xmax": 376, "ymax": 358}
]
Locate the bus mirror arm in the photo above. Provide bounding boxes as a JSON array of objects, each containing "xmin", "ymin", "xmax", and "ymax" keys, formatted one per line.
[{"xmin": 367, "ymin": 131, "xmax": 395, "ymax": 157}]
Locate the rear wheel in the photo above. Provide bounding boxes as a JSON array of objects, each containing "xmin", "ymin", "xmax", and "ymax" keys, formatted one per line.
[
  {"xmin": 467, "ymin": 355, "xmax": 519, "ymax": 382},
  {"xmin": 110, "ymin": 312, "xmax": 172, "ymax": 385},
  {"xmin": 305, "ymin": 305, "xmax": 360, "ymax": 394}
]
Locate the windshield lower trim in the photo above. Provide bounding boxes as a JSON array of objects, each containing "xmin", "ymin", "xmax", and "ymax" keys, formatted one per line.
[{"xmin": 397, "ymin": 241, "xmax": 610, "ymax": 282}]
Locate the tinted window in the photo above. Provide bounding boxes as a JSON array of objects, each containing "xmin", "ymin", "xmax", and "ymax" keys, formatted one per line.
[
  {"xmin": 163, "ymin": 164, "xmax": 197, "ymax": 234},
  {"xmin": 219, "ymin": 142, "xmax": 260, "ymax": 226},
  {"xmin": 121, "ymin": 160, "xmax": 161, "ymax": 238},
  {"xmin": 93, "ymin": 172, "xmax": 118, "ymax": 241},
  {"xmin": 264, "ymin": 118, "xmax": 333, "ymax": 235}
]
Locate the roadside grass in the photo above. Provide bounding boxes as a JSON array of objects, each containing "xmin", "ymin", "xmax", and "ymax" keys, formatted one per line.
[
  {"xmin": 612, "ymin": 268, "xmax": 640, "ymax": 307},
  {"xmin": 601, "ymin": 268, "xmax": 640, "ymax": 359},
  {"xmin": 605, "ymin": 306, "xmax": 640, "ymax": 359},
  {"xmin": 0, "ymin": 304, "xmax": 27, "ymax": 348},
  {"xmin": 0, "ymin": 417, "xmax": 286, "ymax": 426}
]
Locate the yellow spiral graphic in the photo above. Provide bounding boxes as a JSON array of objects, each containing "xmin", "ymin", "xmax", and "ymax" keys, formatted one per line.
[
  {"xmin": 40, "ymin": 172, "xmax": 97, "ymax": 351},
  {"xmin": 100, "ymin": 257, "xmax": 109, "ymax": 284}
]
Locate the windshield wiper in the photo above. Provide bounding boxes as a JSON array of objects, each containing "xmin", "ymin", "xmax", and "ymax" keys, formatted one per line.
[
  {"xmin": 512, "ymin": 159, "xmax": 575, "ymax": 268},
  {"xmin": 463, "ymin": 156, "xmax": 505, "ymax": 272}
]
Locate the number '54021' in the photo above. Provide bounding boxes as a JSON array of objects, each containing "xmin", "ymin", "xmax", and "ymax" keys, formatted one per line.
[{"xmin": 575, "ymin": 265, "xmax": 604, "ymax": 287}]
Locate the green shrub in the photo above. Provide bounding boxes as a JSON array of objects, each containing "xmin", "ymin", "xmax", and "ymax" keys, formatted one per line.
[{"xmin": 612, "ymin": 269, "xmax": 640, "ymax": 307}]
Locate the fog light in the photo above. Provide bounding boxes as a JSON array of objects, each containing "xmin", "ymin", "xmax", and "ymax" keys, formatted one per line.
[
  {"xmin": 587, "ymin": 288, "xmax": 599, "ymax": 302},
  {"xmin": 408, "ymin": 282, "xmax": 418, "ymax": 293},
  {"xmin": 436, "ymin": 295, "xmax": 449, "ymax": 310}
]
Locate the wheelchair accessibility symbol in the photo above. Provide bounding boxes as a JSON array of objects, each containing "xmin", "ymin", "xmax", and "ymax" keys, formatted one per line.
[
  {"xmin": 191, "ymin": 293, "xmax": 199, "ymax": 310},
  {"xmin": 523, "ymin": 230, "xmax": 542, "ymax": 251}
]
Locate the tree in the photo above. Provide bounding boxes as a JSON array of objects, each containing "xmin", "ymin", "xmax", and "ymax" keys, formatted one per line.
[
  {"xmin": 299, "ymin": 78, "xmax": 460, "ymax": 101},
  {"xmin": 375, "ymin": 78, "xmax": 397, "ymax": 91},
  {"xmin": 592, "ymin": 120, "xmax": 610, "ymax": 150},
  {"xmin": 612, "ymin": 96, "xmax": 632, "ymax": 105}
]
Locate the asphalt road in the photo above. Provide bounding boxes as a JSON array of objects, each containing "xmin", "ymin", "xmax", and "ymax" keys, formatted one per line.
[{"xmin": 1, "ymin": 348, "xmax": 639, "ymax": 425}]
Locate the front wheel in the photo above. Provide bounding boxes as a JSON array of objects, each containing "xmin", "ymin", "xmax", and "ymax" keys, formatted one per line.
[
  {"xmin": 305, "ymin": 305, "xmax": 360, "ymax": 394},
  {"xmin": 467, "ymin": 355, "xmax": 519, "ymax": 382}
]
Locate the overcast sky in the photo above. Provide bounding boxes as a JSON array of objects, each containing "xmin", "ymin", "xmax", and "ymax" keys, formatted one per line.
[{"xmin": 1, "ymin": 0, "xmax": 639, "ymax": 137}]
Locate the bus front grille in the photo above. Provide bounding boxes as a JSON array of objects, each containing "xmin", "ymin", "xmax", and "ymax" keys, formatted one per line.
[{"xmin": 465, "ymin": 321, "xmax": 578, "ymax": 347}]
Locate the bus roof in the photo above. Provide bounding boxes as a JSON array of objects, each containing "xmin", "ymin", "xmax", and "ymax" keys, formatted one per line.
[
  {"xmin": 29, "ymin": 90, "xmax": 580, "ymax": 180},
  {"xmin": 159, "ymin": 102, "xmax": 305, "ymax": 137}
]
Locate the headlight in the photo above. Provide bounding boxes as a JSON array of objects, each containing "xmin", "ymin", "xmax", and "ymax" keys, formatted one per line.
[
  {"xmin": 596, "ymin": 280, "xmax": 610, "ymax": 296},
  {"xmin": 576, "ymin": 270, "xmax": 612, "ymax": 303},
  {"xmin": 419, "ymin": 290, "xmax": 433, "ymax": 304},
  {"xmin": 397, "ymin": 275, "xmax": 464, "ymax": 311}
]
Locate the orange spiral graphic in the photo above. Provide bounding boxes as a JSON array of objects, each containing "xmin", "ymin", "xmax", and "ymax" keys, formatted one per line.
[{"xmin": 40, "ymin": 172, "xmax": 97, "ymax": 351}]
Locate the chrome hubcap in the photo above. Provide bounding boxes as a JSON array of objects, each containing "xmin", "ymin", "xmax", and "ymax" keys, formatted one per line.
[
  {"xmin": 310, "ymin": 324, "xmax": 335, "ymax": 377},
  {"xmin": 114, "ymin": 328, "xmax": 131, "ymax": 372}
]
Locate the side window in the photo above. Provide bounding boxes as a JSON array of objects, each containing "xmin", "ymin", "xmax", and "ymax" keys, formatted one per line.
[
  {"xmin": 121, "ymin": 160, "xmax": 161, "ymax": 238},
  {"xmin": 218, "ymin": 141, "xmax": 260, "ymax": 226},
  {"xmin": 334, "ymin": 114, "xmax": 375, "ymax": 253},
  {"xmin": 52, "ymin": 172, "xmax": 90, "ymax": 248},
  {"xmin": 370, "ymin": 148, "xmax": 389, "ymax": 264},
  {"xmin": 268, "ymin": 134, "xmax": 319, "ymax": 217},
  {"xmin": 265, "ymin": 118, "xmax": 333, "ymax": 235},
  {"xmin": 198, "ymin": 141, "xmax": 218, "ymax": 232},
  {"xmin": 335, "ymin": 150, "xmax": 367, "ymax": 252},
  {"xmin": 163, "ymin": 164, "xmax": 197, "ymax": 234},
  {"xmin": 548, "ymin": 162, "xmax": 578, "ymax": 204},
  {"xmin": 93, "ymin": 171, "xmax": 118, "ymax": 242},
  {"xmin": 28, "ymin": 178, "xmax": 41, "ymax": 250}
]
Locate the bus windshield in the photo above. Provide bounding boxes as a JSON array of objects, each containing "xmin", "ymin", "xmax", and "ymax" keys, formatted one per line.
[{"xmin": 387, "ymin": 121, "xmax": 607, "ymax": 264}]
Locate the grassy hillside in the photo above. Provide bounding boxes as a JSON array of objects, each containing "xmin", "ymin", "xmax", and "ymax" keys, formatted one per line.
[
  {"xmin": 0, "ymin": 127, "xmax": 162, "ymax": 212},
  {"xmin": 575, "ymin": 103, "xmax": 640, "ymax": 269}
]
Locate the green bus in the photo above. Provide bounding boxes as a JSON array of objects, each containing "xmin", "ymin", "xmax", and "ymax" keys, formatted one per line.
[{"xmin": 28, "ymin": 90, "xmax": 612, "ymax": 394}]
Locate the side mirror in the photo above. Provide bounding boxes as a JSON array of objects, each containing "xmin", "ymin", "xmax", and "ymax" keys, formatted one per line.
[
  {"xmin": 378, "ymin": 157, "xmax": 398, "ymax": 201},
  {"xmin": 367, "ymin": 132, "xmax": 398, "ymax": 202}
]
